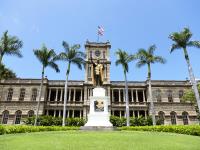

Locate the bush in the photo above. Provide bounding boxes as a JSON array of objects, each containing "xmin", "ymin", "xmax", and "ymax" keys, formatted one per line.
[
  {"xmin": 110, "ymin": 116, "xmax": 153, "ymax": 127},
  {"xmin": 0, "ymin": 125, "xmax": 79, "ymax": 135},
  {"xmin": 24, "ymin": 116, "xmax": 86, "ymax": 126},
  {"xmin": 119, "ymin": 125, "xmax": 200, "ymax": 136}
]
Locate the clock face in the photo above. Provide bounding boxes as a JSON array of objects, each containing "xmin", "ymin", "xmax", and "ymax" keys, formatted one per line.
[{"xmin": 95, "ymin": 50, "xmax": 101, "ymax": 57}]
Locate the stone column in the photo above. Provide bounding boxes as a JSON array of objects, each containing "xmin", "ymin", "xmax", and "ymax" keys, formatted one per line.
[
  {"xmin": 46, "ymin": 110, "xmax": 49, "ymax": 115},
  {"xmin": 73, "ymin": 89, "xmax": 76, "ymax": 102},
  {"xmin": 119, "ymin": 89, "xmax": 121, "ymax": 102},
  {"xmin": 48, "ymin": 89, "xmax": 51, "ymax": 101},
  {"xmin": 136, "ymin": 90, "xmax": 138, "ymax": 102},
  {"xmin": 55, "ymin": 89, "xmax": 58, "ymax": 101},
  {"xmin": 143, "ymin": 90, "xmax": 145, "ymax": 102},
  {"xmin": 137, "ymin": 111, "xmax": 139, "ymax": 117},
  {"xmin": 59, "ymin": 110, "xmax": 61, "ymax": 117},
  {"xmin": 72, "ymin": 110, "xmax": 74, "ymax": 118},
  {"xmin": 120, "ymin": 111, "xmax": 122, "ymax": 118},
  {"xmin": 54, "ymin": 110, "xmax": 56, "ymax": 117},
  {"xmin": 112, "ymin": 89, "xmax": 114, "ymax": 102},
  {"xmin": 80, "ymin": 89, "xmax": 83, "ymax": 102},
  {"xmin": 67, "ymin": 110, "xmax": 69, "ymax": 118},
  {"xmin": 60, "ymin": 89, "xmax": 63, "ymax": 101},
  {"xmin": 68, "ymin": 89, "xmax": 71, "ymax": 102},
  {"xmin": 131, "ymin": 89, "xmax": 134, "ymax": 102},
  {"xmin": 145, "ymin": 110, "xmax": 147, "ymax": 119},
  {"xmin": 80, "ymin": 110, "xmax": 82, "ymax": 118}
]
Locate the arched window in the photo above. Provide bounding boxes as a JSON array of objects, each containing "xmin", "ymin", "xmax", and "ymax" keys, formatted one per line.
[
  {"xmin": 28, "ymin": 110, "xmax": 34, "ymax": 117},
  {"xmin": 182, "ymin": 111, "xmax": 189, "ymax": 125},
  {"xmin": 1, "ymin": 110, "xmax": 9, "ymax": 124},
  {"xmin": 31, "ymin": 89, "xmax": 37, "ymax": 101},
  {"xmin": 170, "ymin": 111, "xmax": 176, "ymax": 125},
  {"xmin": 158, "ymin": 111, "xmax": 165, "ymax": 125},
  {"xmin": 19, "ymin": 88, "xmax": 26, "ymax": 101},
  {"xmin": 156, "ymin": 89, "xmax": 162, "ymax": 102},
  {"xmin": 167, "ymin": 90, "xmax": 173, "ymax": 102},
  {"xmin": 15, "ymin": 110, "xmax": 22, "ymax": 124},
  {"xmin": 179, "ymin": 90, "xmax": 184, "ymax": 98},
  {"xmin": 7, "ymin": 88, "xmax": 13, "ymax": 101}
]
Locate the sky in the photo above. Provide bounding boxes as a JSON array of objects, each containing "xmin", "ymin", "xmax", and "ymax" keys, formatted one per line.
[{"xmin": 0, "ymin": 0, "xmax": 200, "ymax": 81}]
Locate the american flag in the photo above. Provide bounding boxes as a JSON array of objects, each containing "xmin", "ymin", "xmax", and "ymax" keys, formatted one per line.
[{"xmin": 98, "ymin": 26, "xmax": 104, "ymax": 36}]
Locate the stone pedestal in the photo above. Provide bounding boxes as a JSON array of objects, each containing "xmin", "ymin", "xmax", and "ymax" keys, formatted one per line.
[{"xmin": 81, "ymin": 87, "xmax": 113, "ymax": 130}]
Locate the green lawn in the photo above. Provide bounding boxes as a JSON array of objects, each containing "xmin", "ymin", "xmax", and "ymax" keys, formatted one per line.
[{"xmin": 0, "ymin": 131, "xmax": 200, "ymax": 150}]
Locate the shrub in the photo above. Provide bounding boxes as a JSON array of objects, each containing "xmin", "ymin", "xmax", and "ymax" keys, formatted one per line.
[
  {"xmin": 24, "ymin": 116, "xmax": 86, "ymax": 126},
  {"xmin": 110, "ymin": 116, "xmax": 126, "ymax": 127},
  {"xmin": 119, "ymin": 125, "xmax": 200, "ymax": 136},
  {"xmin": 0, "ymin": 125, "xmax": 79, "ymax": 135}
]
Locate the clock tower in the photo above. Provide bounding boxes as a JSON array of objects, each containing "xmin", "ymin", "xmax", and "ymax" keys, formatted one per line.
[{"xmin": 85, "ymin": 41, "xmax": 111, "ymax": 85}]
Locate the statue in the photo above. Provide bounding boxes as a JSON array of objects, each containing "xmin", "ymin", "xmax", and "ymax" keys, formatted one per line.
[{"xmin": 90, "ymin": 58, "xmax": 104, "ymax": 86}]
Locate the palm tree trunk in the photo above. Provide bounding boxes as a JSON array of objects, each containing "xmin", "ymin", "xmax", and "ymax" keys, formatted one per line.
[
  {"xmin": 0, "ymin": 54, "xmax": 3, "ymax": 66},
  {"xmin": 124, "ymin": 71, "xmax": 130, "ymax": 126},
  {"xmin": 62, "ymin": 62, "xmax": 70, "ymax": 126},
  {"xmin": 34, "ymin": 66, "xmax": 45, "ymax": 126},
  {"xmin": 148, "ymin": 63, "xmax": 156, "ymax": 126},
  {"xmin": 183, "ymin": 48, "xmax": 200, "ymax": 114}
]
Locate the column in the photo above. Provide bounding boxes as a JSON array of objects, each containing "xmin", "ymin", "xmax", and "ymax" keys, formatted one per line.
[
  {"xmin": 60, "ymin": 89, "xmax": 63, "ymax": 101},
  {"xmin": 59, "ymin": 110, "xmax": 61, "ymax": 117},
  {"xmin": 54, "ymin": 110, "xmax": 56, "ymax": 117},
  {"xmin": 131, "ymin": 89, "xmax": 134, "ymax": 102},
  {"xmin": 55, "ymin": 89, "xmax": 58, "ymax": 101},
  {"xmin": 72, "ymin": 110, "xmax": 74, "ymax": 118},
  {"xmin": 73, "ymin": 89, "xmax": 76, "ymax": 102},
  {"xmin": 112, "ymin": 89, "xmax": 114, "ymax": 102},
  {"xmin": 47, "ymin": 110, "xmax": 49, "ymax": 115},
  {"xmin": 119, "ymin": 89, "xmax": 121, "ymax": 102},
  {"xmin": 137, "ymin": 111, "xmax": 139, "ymax": 117},
  {"xmin": 123, "ymin": 89, "xmax": 125, "ymax": 102},
  {"xmin": 120, "ymin": 111, "xmax": 122, "ymax": 118},
  {"xmin": 80, "ymin": 89, "xmax": 83, "ymax": 102},
  {"xmin": 68, "ymin": 89, "xmax": 71, "ymax": 101},
  {"xmin": 67, "ymin": 110, "xmax": 69, "ymax": 118},
  {"xmin": 143, "ymin": 90, "xmax": 145, "ymax": 102},
  {"xmin": 136, "ymin": 90, "xmax": 138, "ymax": 102},
  {"xmin": 145, "ymin": 110, "xmax": 147, "ymax": 119},
  {"xmin": 48, "ymin": 89, "xmax": 51, "ymax": 101},
  {"xmin": 80, "ymin": 110, "xmax": 82, "ymax": 118}
]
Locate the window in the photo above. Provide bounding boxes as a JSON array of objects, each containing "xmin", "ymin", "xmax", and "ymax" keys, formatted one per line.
[
  {"xmin": 7, "ymin": 88, "xmax": 13, "ymax": 101},
  {"xmin": 19, "ymin": 88, "xmax": 25, "ymax": 101},
  {"xmin": 170, "ymin": 111, "xmax": 176, "ymax": 125},
  {"xmin": 1, "ymin": 110, "xmax": 9, "ymax": 124},
  {"xmin": 15, "ymin": 110, "xmax": 22, "ymax": 124},
  {"xmin": 156, "ymin": 89, "xmax": 162, "ymax": 102},
  {"xmin": 158, "ymin": 111, "xmax": 165, "ymax": 125},
  {"xmin": 167, "ymin": 90, "xmax": 173, "ymax": 102},
  {"xmin": 103, "ymin": 51, "xmax": 106, "ymax": 59},
  {"xmin": 182, "ymin": 112, "xmax": 189, "ymax": 125},
  {"xmin": 31, "ymin": 89, "xmax": 37, "ymax": 101},
  {"xmin": 28, "ymin": 110, "xmax": 34, "ymax": 117},
  {"xmin": 88, "ymin": 65, "xmax": 92, "ymax": 78},
  {"xmin": 179, "ymin": 90, "xmax": 184, "ymax": 99}
]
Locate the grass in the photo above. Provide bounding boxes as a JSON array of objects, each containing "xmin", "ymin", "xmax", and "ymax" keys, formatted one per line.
[{"xmin": 0, "ymin": 131, "xmax": 200, "ymax": 150}]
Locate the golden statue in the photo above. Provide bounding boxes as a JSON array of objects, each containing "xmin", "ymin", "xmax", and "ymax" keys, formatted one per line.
[{"xmin": 90, "ymin": 58, "xmax": 104, "ymax": 86}]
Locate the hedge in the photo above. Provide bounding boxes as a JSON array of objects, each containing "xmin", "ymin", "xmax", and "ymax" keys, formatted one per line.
[
  {"xmin": 0, "ymin": 125, "xmax": 79, "ymax": 135},
  {"xmin": 120, "ymin": 125, "xmax": 200, "ymax": 136}
]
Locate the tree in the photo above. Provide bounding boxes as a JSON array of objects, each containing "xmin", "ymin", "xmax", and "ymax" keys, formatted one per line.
[
  {"xmin": 0, "ymin": 64, "xmax": 16, "ymax": 79},
  {"xmin": 57, "ymin": 41, "xmax": 85, "ymax": 126},
  {"xmin": 33, "ymin": 44, "xmax": 60, "ymax": 126},
  {"xmin": 0, "ymin": 30, "xmax": 23, "ymax": 66},
  {"xmin": 135, "ymin": 45, "xmax": 166, "ymax": 126},
  {"xmin": 169, "ymin": 27, "xmax": 200, "ymax": 114},
  {"xmin": 115, "ymin": 49, "xmax": 135, "ymax": 126}
]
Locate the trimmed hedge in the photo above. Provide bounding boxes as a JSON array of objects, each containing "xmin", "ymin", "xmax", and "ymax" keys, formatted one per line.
[
  {"xmin": 0, "ymin": 125, "xmax": 79, "ymax": 135},
  {"xmin": 24, "ymin": 116, "xmax": 86, "ymax": 126},
  {"xmin": 120, "ymin": 125, "xmax": 200, "ymax": 136}
]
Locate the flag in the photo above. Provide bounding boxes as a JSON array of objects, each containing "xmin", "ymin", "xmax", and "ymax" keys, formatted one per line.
[{"xmin": 98, "ymin": 26, "xmax": 104, "ymax": 36}]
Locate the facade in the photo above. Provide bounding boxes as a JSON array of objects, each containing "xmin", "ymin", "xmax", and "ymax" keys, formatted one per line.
[{"xmin": 0, "ymin": 41, "xmax": 198, "ymax": 125}]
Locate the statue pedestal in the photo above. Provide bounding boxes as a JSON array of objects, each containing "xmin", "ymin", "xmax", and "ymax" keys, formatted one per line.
[{"xmin": 81, "ymin": 87, "xmax": 113, "ymax": 130}]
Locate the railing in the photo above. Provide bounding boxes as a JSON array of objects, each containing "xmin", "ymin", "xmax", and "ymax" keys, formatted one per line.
[{"xmin": 46, "ymin": 101, "xmax": 84, "ymax": 105}]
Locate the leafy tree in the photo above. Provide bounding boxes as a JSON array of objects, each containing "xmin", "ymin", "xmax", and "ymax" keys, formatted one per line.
[
  {"xmin": 169, "ymin": 28, "xmax": 200, "ymax": 114},
  {"xmin": 33, "ymin": 44, "xmax": 60, "ymax": 126},
  {"xmin": 0, "ymin": 30, "xmax": 23, "ymax": 65},
  {"xmin": 115, "ymin": 49, "xmax": 135, "ymax": 126},
  {"xmin": 0, "ymin": 64, "xmax": 16, "ymax": 79},
  {"xmin": 57, "ymin": 41, "xmax": 85, "ymax": 126},
  {"xmin": 135, "ymin": 45, "xmax": 166, "ymax": 126}
]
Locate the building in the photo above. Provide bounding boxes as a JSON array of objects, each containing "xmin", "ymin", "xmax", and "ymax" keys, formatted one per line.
[{"xmin": 0, "ymin": 41, "xmax": 198, "ymax": 125}]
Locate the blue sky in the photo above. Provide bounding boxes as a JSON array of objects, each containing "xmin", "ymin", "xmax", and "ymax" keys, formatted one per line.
[{"xmin": 0, "ymin": 0, "xmax": 200, "ymax": 81}]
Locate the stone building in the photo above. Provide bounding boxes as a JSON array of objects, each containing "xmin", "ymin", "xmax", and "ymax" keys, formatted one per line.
[{"xmin": 0, "ymin": 41, "xmax": 198, "ymax": 125}]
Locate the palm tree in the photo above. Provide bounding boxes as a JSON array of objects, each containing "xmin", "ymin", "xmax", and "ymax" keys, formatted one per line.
[
  {"xmin": 0, "ymin": 64, "xmax": 16, "ymax": 80},
  {"xmin": 57, "ymin": 41, "xmax": 85, "ymax": 126},
  {"xmin": 136, "ymin": 45, "xmax": 166, "ymax": 126},
  {"xmin": 33, "ymin": 44, "xmax": 60, "ymax": 126},
  {"xmin": 0, "ymin": 30, "xmax": 23, "ymax": 65},
  {"xmin": 169, "ymin": 27, "xmax": 200, "ymax": 114},
  {"xmin": 115, "ymin": 49, "xmax": 135, "ymax": 126}
]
